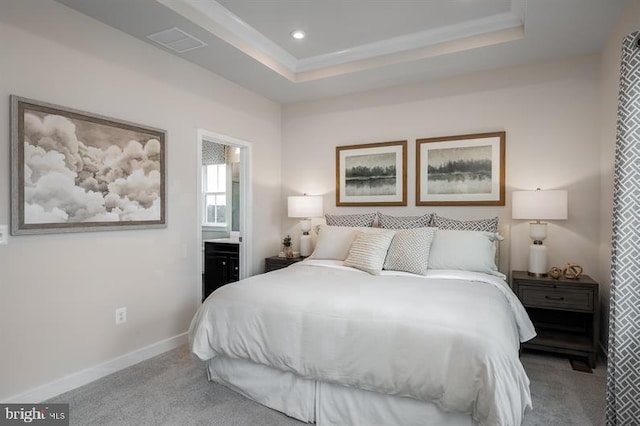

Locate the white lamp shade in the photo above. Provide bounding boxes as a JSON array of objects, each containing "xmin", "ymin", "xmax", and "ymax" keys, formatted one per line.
[
  {"xmin": 288, "ymin": 195, "xmax": 323, "ymax": 218},
  {"xmin": 512, "ymin": 190, "xmax": 568, "ymax": 221}
]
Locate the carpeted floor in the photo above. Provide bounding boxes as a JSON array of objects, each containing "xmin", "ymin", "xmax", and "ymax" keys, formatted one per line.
[
  {"xmin": 520, "ymin": 351, "xmax": 606, "ymax": 426},
  {"xmin": 48, "ymin": 345, "xmax": 606, "ymax": 425}
]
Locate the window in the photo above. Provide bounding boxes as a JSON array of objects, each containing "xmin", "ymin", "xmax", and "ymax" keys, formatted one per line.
[{"xmin": 203, "ymin": 164, "xmax": 227, "ymax": 226}]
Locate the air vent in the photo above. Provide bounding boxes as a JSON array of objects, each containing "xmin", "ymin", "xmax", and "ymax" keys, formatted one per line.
[{"xmin": 147, "ymin": 27, "xmax": 207, "ymax": 53}]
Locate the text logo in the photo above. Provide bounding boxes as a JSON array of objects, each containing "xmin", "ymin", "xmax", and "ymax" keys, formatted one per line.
[{"xmin": 0, "ymin": 404, "xmax": 68, "ymax": 426}]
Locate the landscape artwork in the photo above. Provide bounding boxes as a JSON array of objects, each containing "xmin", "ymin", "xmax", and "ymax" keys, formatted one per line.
[
  {"xmin": 416, "ymin": 132, "xmax": 505, "ymax": 206},
  {"xmin": 427, "ymin": 145, "xmax": 492, "ymax": 194},
  {"xmin": 10, "ymin": 96, "xmax": 167, "ymax": 234},
  {"xmin": 336, "ymin": 140, "xmax": 407, "ymax": 206},
  {"xmin": 345, "ymin": 152, "xmax": 396, "ymax": 196}
]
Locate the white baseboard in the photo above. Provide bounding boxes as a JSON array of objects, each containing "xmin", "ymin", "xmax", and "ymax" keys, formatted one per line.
[{"xmin": 3, "ymin": 332, "xmax": 188, "ymax": 403}]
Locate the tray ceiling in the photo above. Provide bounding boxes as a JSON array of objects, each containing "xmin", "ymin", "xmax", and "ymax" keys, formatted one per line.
[{"xmin": 55, "ymin": 0, "xmax": 628, "ymax": 103}]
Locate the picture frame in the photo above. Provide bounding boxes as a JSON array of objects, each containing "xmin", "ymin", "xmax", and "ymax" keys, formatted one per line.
[
  {"xmin": 336, "ymin": 140, "xmax": 407, "ymax": 206},
  {"xmin": 10, "ymin": 95, "xmax": 167, "ymax": 235},
  {"xmin": 416, "ymin": 132, "xmax": 505, "ymax": 206}
]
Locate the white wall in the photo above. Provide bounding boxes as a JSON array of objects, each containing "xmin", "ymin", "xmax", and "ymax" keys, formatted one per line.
[
  {"xmin": 0, "ymin": 0, "xmax": 281, "ymax": 400},
  {"xmin": 598, "ymin": 1, "xmax": 640, "ymax": 350},
  {"xmin": 282, "ymin": 55, "xmax": 602, "ymax": 282}
]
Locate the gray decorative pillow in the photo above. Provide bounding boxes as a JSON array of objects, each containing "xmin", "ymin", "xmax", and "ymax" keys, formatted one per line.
[
  {"xmin": 344, "ymin": 230, "xmax": 396, "ymax": 275},
  {"xmin": 377, "ymin": 212, "xmax": 432, "ymax": 229},
  {"xmin": 430, "ymin": 214, "xmax": 498, "ymax": 233},
  {"xmin": 325, "ymin": 213, "xmax": 376, "ymax": 227},
  {"xmin": 383, "ymin": 227, "xmax": 437, "ymax": 275}
]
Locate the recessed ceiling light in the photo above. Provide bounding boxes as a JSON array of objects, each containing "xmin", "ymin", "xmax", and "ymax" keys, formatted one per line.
[{"xmin": 291, "ymin": 30, "xmax": 306, "ymax": 40}]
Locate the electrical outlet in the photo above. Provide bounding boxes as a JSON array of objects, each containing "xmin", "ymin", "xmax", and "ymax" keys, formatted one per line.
[
  {"xmin": 115, "ymin": 307, "xmax": 127, "ymax": 325},
  {"xmin": 0, "ymin": 225, "xmax": 8, "ymax": 245}
]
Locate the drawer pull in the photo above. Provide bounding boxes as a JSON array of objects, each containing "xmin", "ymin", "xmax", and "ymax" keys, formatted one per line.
[
  {"xmin": 234, "ymin": 267, "xmax": 238, "ymax": 271},
  {"xmin": 545, "ymin": 295, "xmax": 565, "ymax": 301},
  {"xmin": 222, "ymin": 261, "xmax": 226, "ymax": 266}
]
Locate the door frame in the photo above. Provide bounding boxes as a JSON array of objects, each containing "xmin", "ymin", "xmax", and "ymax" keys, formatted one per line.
[{"xmin": 197, "ymin": 128, "xmax": 252, "ymax": 298}]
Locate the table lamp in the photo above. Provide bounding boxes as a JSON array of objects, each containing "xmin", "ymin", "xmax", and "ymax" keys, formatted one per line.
[
  {"xmin": 512, "ymin": 188, "xmax": 568, "ymax": 277},
  {"xmin": 288, "ymin": 195, "xmax": 323, "ymax": 257}
]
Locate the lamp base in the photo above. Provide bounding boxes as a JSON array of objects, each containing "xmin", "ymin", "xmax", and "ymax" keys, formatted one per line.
[
  {"xmin": 300, "ymin": 234, "xmax": 312, "ymax": 257},
  {"xmin": 528, "ymin": 243, "xmax": 548, "ymax": 277}
]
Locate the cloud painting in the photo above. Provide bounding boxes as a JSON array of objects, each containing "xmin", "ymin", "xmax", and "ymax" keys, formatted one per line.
[{"xmin": 12, "ymin": 97, "xmax": 166, "ymax": 234}]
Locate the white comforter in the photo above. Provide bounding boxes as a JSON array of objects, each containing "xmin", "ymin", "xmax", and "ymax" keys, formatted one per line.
[{"xmin": 189, "ymin": 261, "xmax": 536, "ymax": 426}]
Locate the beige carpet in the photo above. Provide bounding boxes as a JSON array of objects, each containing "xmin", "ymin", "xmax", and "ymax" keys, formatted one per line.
[{"xmin": 48, "ymin": 345, "xmax": 606, "ymax": 425}]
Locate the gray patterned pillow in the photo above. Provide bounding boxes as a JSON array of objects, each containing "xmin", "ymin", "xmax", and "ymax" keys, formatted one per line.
[
  {"xmin": 383, "ymin": 227, "xmax": 438, "ymax": 275},
  {"xmin": 430, "ymin": 214, "xmax": 498, "ymax": 233},
  {"xmin": 377, "ymin": 212, "xmax": 432, "ymax": 229},
  {"xmin": 344, "ymin": 230, "xmax": 396, "ymax": 275},
  {"xmin": 325, "ymin": 213, "xmax": 376, "ymax": 227}
]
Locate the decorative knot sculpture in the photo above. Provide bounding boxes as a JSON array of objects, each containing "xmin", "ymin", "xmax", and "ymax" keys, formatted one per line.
[
  {"xmin": 562, "ymin": 263, "xmax": 584, "ymax": 280},
  {"xmin": 548, "ymin": 267, "xmax": 563, "ymax": 280}
]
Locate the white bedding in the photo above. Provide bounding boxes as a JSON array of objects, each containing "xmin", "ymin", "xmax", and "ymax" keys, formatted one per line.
[
  {"xmin": 206, "ymin": 355, "xmax": 475, "ymax": 426},
  {"xmin": 189, "ymin": 260, "xmax": 536, "ymax": 426}
]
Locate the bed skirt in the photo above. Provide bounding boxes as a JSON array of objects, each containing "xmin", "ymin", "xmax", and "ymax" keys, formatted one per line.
[{"xmin": 207, "ymin": 356, "xmax": 475, "ymax": 426}]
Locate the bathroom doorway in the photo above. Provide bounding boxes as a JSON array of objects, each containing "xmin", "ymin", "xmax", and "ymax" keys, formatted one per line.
[{"xmin": 196, "ymin": 129, "xmax": 252, "ymax": 300}]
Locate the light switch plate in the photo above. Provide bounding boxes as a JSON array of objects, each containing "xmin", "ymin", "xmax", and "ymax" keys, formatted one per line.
[{"xmin": 0, "ymin": 225, "xmax": 8, "ymax": 245}]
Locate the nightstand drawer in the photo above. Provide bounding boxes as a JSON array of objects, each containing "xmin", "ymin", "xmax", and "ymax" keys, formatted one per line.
[{"xmin": 519, "ymin": 284, "xmax": 593, "ymax": 312}]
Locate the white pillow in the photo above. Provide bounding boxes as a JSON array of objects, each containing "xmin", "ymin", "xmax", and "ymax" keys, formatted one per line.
[
  {"xmin": 428, "ymin": 230, "xmax": 502, "ymax": 277},
  {"xmin": 383, "ymin": 227, "xmax": 438, "ymax": 275},
  {"xmin": 309, "ymin": 225, "xmax": 396, "ymax": 261},
  {"xmin": 308, "ymin": 225, "xmax": 359, "ymax": 260},
  {"xmin": 344, "ymin": 230, "xmax": 396, "ymax": 275}
]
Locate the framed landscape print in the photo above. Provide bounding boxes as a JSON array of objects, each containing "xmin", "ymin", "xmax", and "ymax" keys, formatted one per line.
[
  {"xmin": 10, "ymin": 95, "xmax": 167, "ymax": 235},
  {"xmin": 336, "ymin": 140, "xmax": 407, "ymax": 206},
  {"xmin": 416, "ymin": 132, "xmax": 505, "ymax": 206}
]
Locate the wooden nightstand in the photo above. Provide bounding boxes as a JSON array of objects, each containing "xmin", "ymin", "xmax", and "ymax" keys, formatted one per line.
[
  {"xmin": 511, "ymin": 270, "xmax": 599, "ymax": 368},
  {"xmin": 265, "ymin": 256, "xmax": 304, "ymax": 272}
]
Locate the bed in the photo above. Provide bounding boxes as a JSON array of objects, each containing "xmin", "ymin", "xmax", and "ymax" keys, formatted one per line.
[{"xmin": 189, "ymin": 219, "xmax": 536, "ymax": 426}]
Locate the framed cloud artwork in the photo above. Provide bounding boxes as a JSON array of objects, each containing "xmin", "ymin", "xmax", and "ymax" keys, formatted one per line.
[
  {"xmin": 10, "ymin": 96, "xmax": 167, "ymax": 235},
  {"xmin": 416, "ymin": 132, "xmax": 505, "ymax": 206},
  {"xmin": 336, "ymin": 140, "xmax": 407, "ymax": 206}
]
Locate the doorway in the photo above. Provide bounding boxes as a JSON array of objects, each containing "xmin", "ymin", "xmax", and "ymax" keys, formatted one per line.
[{"xmin": 196, "ymin": 129, "xmax": 252, "ymax": 301}]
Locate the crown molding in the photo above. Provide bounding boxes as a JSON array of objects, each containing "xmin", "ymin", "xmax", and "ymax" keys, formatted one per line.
[
  {"xmin": 157, "ymin": 0, "xmax": 526, "ymax": 82},
  {"xmin": 296, "ymin": 12, "xmax": 524, "ymax": 73}
]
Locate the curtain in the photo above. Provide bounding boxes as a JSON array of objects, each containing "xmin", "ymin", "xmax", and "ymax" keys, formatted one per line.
[
  {"xmin": 202, "ymin": 140, "xmax": 226, "ymax": 165},
  {"xmin": 203, "ymin": 140, "xmax": 239, "ymax": 165},
  {"xmin": 607, "ymin": 30, "xmax": 640, "ymax": 424}
]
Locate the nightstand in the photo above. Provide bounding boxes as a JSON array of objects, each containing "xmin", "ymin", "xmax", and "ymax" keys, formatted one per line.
[
  {"xmin": 265, "ymin": 256, "xmax": 304, "ymax": 272},
  {"xmin": 511, "ymin": 270, "xmax": 599, "ymax": 368}
]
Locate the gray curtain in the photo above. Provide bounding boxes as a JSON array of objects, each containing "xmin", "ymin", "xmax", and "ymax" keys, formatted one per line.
[{"xmin": 607, "ymin": 30, "xmax": 640, "ymax": 424}]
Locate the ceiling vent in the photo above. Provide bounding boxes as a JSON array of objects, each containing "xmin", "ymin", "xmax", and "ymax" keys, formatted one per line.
[{"xmin": 147, "ymin": 27, "xmax": 207, "ymax": 53}]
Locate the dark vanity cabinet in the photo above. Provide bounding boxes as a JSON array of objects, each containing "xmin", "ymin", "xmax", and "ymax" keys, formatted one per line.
[{"xmin": 203, "ymin": 241, "xmax": 240, "ymax": 301}]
